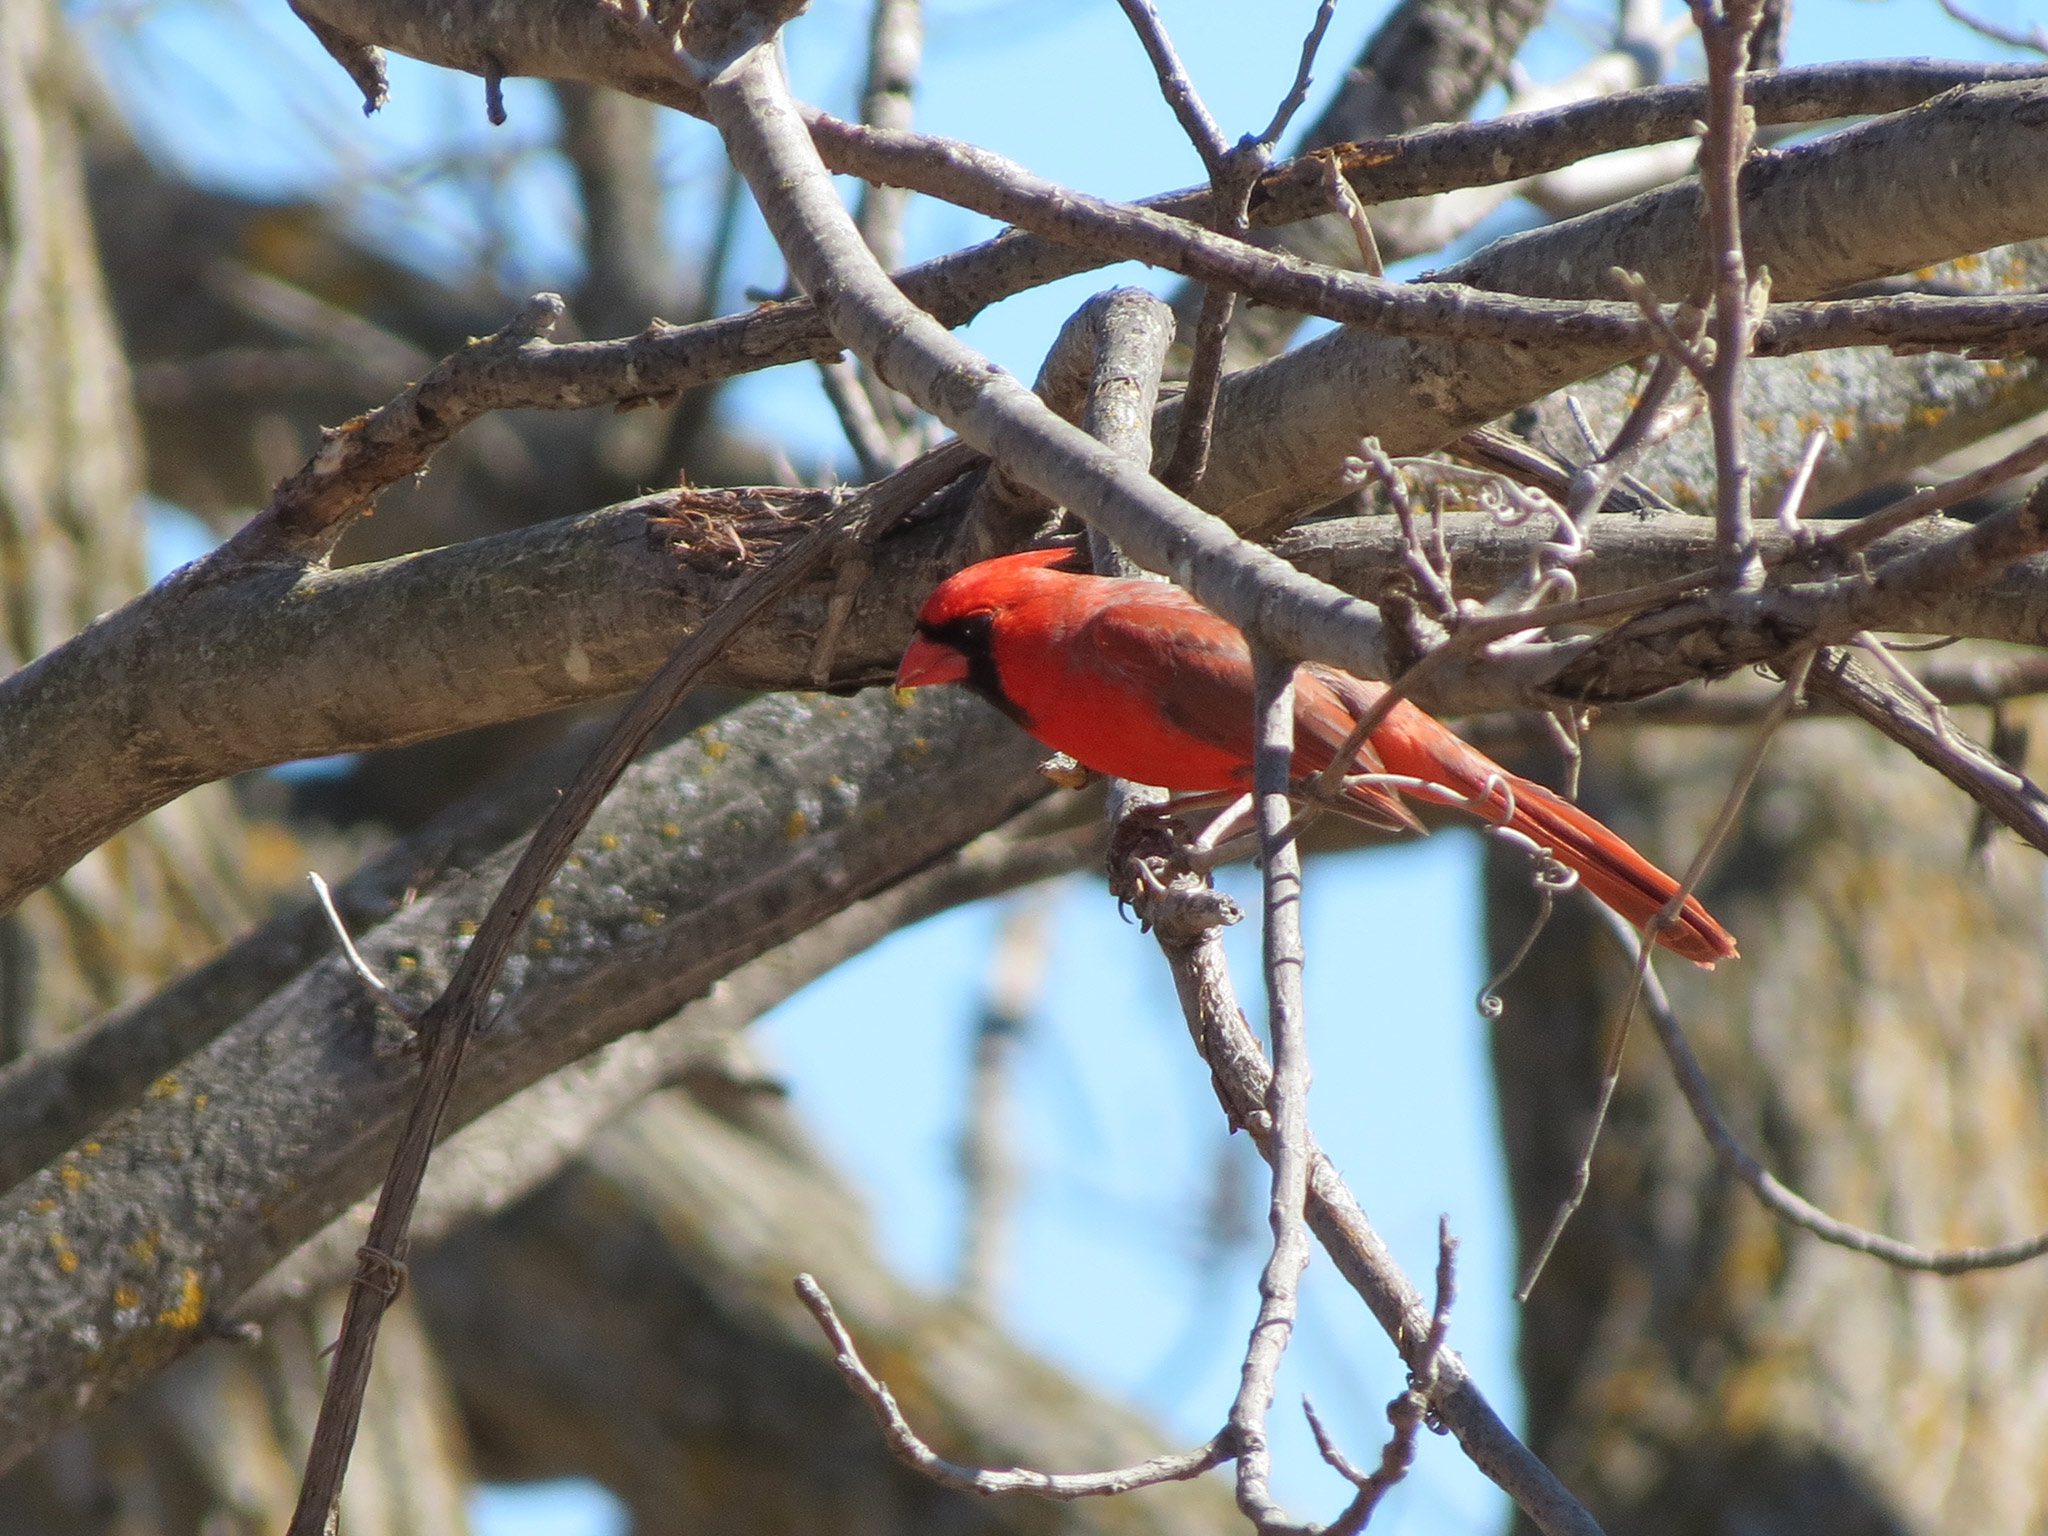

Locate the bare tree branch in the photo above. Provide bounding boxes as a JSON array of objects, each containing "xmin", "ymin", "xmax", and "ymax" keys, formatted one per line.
[
  {"xmin": 1117, "ymin": 848, "xmax": 1603, "ymax": 1536},
  {"xmin": 1228, "ymin": 650, "xmax": 1316, "ymax": 1533},
  {"xmin": 1800, "ymin": 648, "xmax": 2048, "ymax": 856},
  {"xmin": 0, "ymin": 684, "xmax": 1054, "ymax": 1472},
  {"xmin": 794, "ymin": 1274, "xmax": 1235, "ymax": 1498}
]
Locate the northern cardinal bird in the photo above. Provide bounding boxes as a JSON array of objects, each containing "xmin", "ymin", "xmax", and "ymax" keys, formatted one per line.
[{"xmin": 896, "ymin": 547, "xmax": 1736, "ymax": 967}]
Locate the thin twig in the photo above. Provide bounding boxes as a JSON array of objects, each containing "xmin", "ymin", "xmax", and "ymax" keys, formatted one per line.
[
  {"xmin": 1115, "ymin": 0, "xmax": 1229, "ymax": 166},
  {"xmin": 1936, "ymin": 0, "xmax": 2048, "ymax": 54},
  {"xmin": 1257, "ymin": 0, "xmax": 1340, "ymax": 150},
  {"xmin": 1120, "ymin": 857, "xmax": 1603, "ymax": 1536},
  {"xmin": 1820, "ymin": 427, "xmax": 2048, "ymax": 560},
  {"xmin": 1690, "ymin": 0, "xmax": 1768, "ymax": 586},
  {"xmin": 306, "ymin": 872, "xmax": 418, "ymax": 1026},
  {"xmin": 795, "ymin": 1274, "xmax": 1235, "ymax": 1495},
  {"xmin": 1318, "ymin": 1218, "xmax": 1459, "ymax": 1536},
  {"xmin": 1802, "ymin": 648, "xmax": 2048, "ymax": 857},
  {"xmin": 1771, "ymin": 425, "xmax": 1830, "ymax": 545},
  {"xmin": 1610, "ymin": 268, "xmax": 1711, "ymax": 381},
  {"xmin": 1229, "ymin": 648, "xmax": 1317, "ymax": 1534},
  {"xmin": 1350, "ymin": 441, "xmax": 1456, "ymax": 617},
  {"xmin": 1562, "ymin": 345, "xmax": 1704, "ymax": 524},
  {"xmin": 1593, "ymin": 904, "xmax": 2048, "ymax": 1272},
  {"xmin": 1310, "ymin": 143, "xmax": 1392, "ymax": 274},
  {"xmin": 1517, "ymin": 648, "xmax": 1811, "ymax": 1301},
  {"xmin": 1131, "ymin": 0, "xmax": 1335, "ymax": 496},
  {"xmin": 817, "ymin": 354, "xmax": 904, "ymax": 480}
]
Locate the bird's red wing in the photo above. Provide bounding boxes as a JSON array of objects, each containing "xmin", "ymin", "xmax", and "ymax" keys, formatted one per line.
[
  {"xmin": 1063, "ymin": 588, "xmax": 1265, "ymax": 791},
  {"xmin": 1070, "ymin": 601, "xmax": 1423, "ymax": 832}
]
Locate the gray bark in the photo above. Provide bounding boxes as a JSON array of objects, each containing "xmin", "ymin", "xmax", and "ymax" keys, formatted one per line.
[{"xmin": 0, "ymin": 685, "xmax": 1049, "ymax": 1470}]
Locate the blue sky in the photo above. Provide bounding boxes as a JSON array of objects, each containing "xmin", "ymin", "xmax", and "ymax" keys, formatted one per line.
[{"xmin": 92, "ymin": 0, "xmax": 2038, "ymax": 1530}]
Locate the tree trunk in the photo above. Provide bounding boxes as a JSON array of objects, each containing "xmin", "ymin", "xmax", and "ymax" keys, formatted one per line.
[{"xmin": 1489, "ymin": 708, "xmax": 2048, "ymax": 1534}]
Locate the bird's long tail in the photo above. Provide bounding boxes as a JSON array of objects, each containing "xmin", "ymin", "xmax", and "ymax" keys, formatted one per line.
[{"xmin": 1361, "ymin": 706, "xmax": 1739, "ymax": 968}]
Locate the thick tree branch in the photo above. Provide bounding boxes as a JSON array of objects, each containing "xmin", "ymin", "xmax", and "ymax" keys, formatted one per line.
[
  {"xmin": 237, "ymin": 801, "xmax": 1094, "ymax": 1314},
  {"xmin": 13, "ymin": 471, "xmax": 2048, "ymax": 927},
  {"xmin": 0, "ymin": 684, "xmax": 1053, "ymax": 1471},
  {"xmin": 1191, "ymin": 80, "xmax": 2048, "ymax": 535},
  {"xmin": 792, "ymin": 90, "xmax": 2048, "ymax": 368}
]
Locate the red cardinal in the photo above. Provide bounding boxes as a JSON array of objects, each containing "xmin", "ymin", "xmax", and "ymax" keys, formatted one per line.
[{"xmin": 896, "ymin": 547, "xmax": 1736, "ymax": 967}]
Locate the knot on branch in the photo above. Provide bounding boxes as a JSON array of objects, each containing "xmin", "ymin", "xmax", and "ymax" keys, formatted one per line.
[{"xmin": 1107, "ymin": 805, "xmax": 1243, "ymax": 944}]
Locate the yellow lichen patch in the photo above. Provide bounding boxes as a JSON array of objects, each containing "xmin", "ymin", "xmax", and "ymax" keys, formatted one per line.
[
  {"xmin": 192, "ymin": 1095, "xmax": 207, "ymax": 1113},
  {"xmin": 1717, "ymin": 1355, "xmax": 1793, "ymax": 1441},
  {"xmin": 703, "ymin": 738, "xmax": 729, "ymax": 761},
  {"xmin": 127, "ymin": 1231, "xmax": 161, "ymax": 1266},
  {"xmin": 31, "ymin": 1197, "xmax": 55, "ymax": 1214},
  {"xmin": 533, "ymin": 937, "xmax": 553, "ymax": 952},
  {"xmin": 891, "ymin": 687, "xmax": 914, "ymax": 707},
  {"xmin": 640, "ymin": 908, "xmax": 665, "ymax": 926},
  {"xmin": 598, "ymin": 832, "xmax": 619, "ymax": 850},
  {"xmin": 59, "ymin": 1166, "xmax": 87, "ymax": 1192},
  {"xmin": 113, "ymin": 1284, "xmax": 140, "ymax": 1311},
  {"xmin": 1830, "ymin": 417, "xmax": 1853, "ymax": 443},
  {"xmin": 156, "ymin": 1269, "xmax": 204, "ymax": 1330},
  {"xmin": 660, "ymin": 822, "xmax": 681, "ymax": 838},
  {"xmin": 457, "ymin": 919, "xmax": 479, "ymax": 937},
  {"xmin": 785, "ymin": 809, "xmax": 808, "ymax": 842},
  {"xmin": 147, "ymin": 1074, "xmax": 180, "ymax": 1099},
  {"xmin": 82, "ymin": 1142, "xmax": 101, "ymax": 1158},
  {"xmin": 535, "ymin": 897, "xmax": 554, "ymax": 916},
  {"xmin": 49, "ymin": 1232, "xmax": 78, "ymax": 1273}
]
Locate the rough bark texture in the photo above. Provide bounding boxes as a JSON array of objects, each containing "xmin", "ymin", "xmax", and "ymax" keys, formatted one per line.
[
  {"xmin": 0, "ymin": 685, "xmax": 1051, "ymax": 1469},
  {"xmin": 1488, "ymin": 712, "xmax": 2048, "ymax": 1535}
]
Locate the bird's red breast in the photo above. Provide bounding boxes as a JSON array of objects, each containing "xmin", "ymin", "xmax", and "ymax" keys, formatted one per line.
[{"xmin": 898, "ymin": 548, "xmax": 1737, "ymax": 967}]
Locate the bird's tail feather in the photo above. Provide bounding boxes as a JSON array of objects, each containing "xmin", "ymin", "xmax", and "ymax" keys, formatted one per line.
[{"xmin": 1353, "ymin": 714, "xmax": 1738, "ymax": 968}]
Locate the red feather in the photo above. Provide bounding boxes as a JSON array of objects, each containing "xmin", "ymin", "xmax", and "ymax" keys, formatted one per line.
[{"xmin": 898, "ymin": 549, "xmax": 1737, "ymax": 968}]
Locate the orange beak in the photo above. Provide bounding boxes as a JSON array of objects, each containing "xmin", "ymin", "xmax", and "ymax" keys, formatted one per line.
[{"xmin": 896, "ymin": 632, "xmax": 970, "ymax": 689}]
